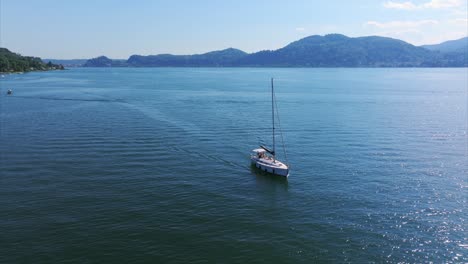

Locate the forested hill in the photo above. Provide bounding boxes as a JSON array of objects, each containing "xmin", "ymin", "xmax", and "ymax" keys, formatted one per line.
[
  {"xmin": 126, "ymin": 48, "xmax": 247, "ymax": 66},
  {"xmin": 0, "ymin": 48, "xmax": 64, "ymax": 73},
  {"xmin": 236, "ymin": 34, "xmax": 446, "ymax": 67},
  {"xmin": 81, "ymin": 34, "xmax": 468, "ymax": 67},
  {"xmin": 422, "ymin": 37, "xmax": 468, "ymax": 53}
]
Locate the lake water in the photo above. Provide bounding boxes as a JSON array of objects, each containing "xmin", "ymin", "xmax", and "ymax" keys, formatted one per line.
[{"xmin": 0, "ymin": 68, "xmax": 466, "ymax": 263}]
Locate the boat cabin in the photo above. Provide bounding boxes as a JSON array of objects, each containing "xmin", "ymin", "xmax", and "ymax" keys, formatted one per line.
[{"xmin": 252, "ymin": 148, "xmax": 266, "ymax": 158}]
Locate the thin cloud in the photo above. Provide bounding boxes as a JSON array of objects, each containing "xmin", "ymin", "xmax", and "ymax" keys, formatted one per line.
[
  {"xmin": 383, "ymin": 1, "xmax": 417, "ymax": 10},
  {"xmin": 295, "ymin": 27, "xmax": 306, "ymax": 32},
  {"xmin": 364, "ymin": 18, "xmax": 465, "ymax": 45},
  {"xmin": 366, "ymin": 20, "xmax": 439, "ymax": 29},
  {"xmin": 448, "ymin": 18, "xmax": 468, "ymax": 25},
  {"xmin": 422, "ymin": 0, "xmax": 464, "ymax": 8},
  {"xmin": 383, "ymin": 0, "xmax": 465, "ymax": 9}
]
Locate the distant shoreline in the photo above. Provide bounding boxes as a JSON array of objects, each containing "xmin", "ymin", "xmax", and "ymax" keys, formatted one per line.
[
  {"xmin": 74, "ymin": 66, "xmax": 468, "ymax": 69},
  {"xmin": 81, "ymin": 35, "xmax": 468, "ymax": 68},
  {"xmin": 0, "ymin": 68, "xmax": 67, "ymax": 75}
]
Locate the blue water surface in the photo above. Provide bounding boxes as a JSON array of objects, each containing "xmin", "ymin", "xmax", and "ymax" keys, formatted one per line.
[{"xmin": 0, "ymin": 68, "xmax": 466, "ymax": 263}]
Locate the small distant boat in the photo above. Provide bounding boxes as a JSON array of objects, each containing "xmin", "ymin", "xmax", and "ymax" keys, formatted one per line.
[
  {"xmin": 251, "ymin": 78, "xmax": 290, "ymax": 177},
  {"xmin": 7, "ymin": 89, "xmax": 12, "ymax": 95}
]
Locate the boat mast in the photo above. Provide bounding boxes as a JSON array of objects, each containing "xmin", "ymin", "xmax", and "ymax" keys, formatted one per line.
[{"xmin": 271, "ymin": 78, "xmax": 275, "ymax": 162}]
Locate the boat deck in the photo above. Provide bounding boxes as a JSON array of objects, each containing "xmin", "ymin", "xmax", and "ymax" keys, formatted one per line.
[{"xmin": 253, "ymin": 157, "xmax": 288, "ymax": 169}]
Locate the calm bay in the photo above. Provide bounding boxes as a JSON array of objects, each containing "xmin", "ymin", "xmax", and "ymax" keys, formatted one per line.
[{"xmin": 0, "ymin": 68, "xmax": 466, "ymax": 263}]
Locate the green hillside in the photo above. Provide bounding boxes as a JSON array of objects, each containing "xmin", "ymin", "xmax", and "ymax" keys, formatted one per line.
[{"xmin": 0, "ymin": 48, "xmax": 64, "ymax": 73}]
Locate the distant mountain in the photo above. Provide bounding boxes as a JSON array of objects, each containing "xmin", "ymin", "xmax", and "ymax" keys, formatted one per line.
[
  {"xmin": 421, "ymin": 37, "xmax": 468, "ymax": 53},
  {"xmin": 83, "ymin": 34, "xmax": 468, "ymax": 67},
  {"xmin": 127, "ymin": 48, "xmax": 247, "ymax": 67},
  {"xmin": 83, "ymin": 56, "xmax": 127, "ymax": 67},
  {"xmin": 420, "ymin": 37, "xmax": 467, "ymax": 67},
  {"xmin": 237, "ymin": 34, "xmax": 437, "ymax": 67},
  {"xmin": 43, "ymin": 59, "xmax": 87, "ymax": 67},
  {"xmin": 0, "ymin": 48, "xmax": 64, "ymax": 73}
]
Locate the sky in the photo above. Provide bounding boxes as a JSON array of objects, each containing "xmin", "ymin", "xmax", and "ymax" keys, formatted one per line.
[{"xmin": 0, "ymin": 0, "xmax": 467, "ymax": 59}]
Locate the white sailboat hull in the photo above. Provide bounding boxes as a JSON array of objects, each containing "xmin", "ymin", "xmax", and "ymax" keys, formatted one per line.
[
  {"xmin": 251, "ymin": 156, "xmax": 289, "ymax": 177},
  {"xmin": 250, "ymin": 78, "xmax": 290, "ymax": 178}
]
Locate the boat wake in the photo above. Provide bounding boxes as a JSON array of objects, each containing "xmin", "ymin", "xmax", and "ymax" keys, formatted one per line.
[{"xmin": 8, "ymin": 95, "xmax": 126, "ymax": 103}]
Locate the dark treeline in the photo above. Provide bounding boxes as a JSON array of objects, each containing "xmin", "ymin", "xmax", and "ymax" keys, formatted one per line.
[{"xmin": 0, "ymin": 48, "xmax": 65, "ymax": 73}]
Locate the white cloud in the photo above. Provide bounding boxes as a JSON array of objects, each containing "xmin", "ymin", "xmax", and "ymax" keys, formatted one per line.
[
  {"xmin": 409, "ymin": 31, "xmax": 467, "ymax": 44},
  {"xmin": 366, "ymin": 20, "xmax": 439, "ymax": 29},
  {"xmin": 364, "ymin": 18, "xmax": 466, "ymax": 45},
  {"xmin": 383, "ymin": 0, "xmax": 466, "ymax": 9},
  {"xmin": 449, "ymin": 18, "xmax": 468, "ymax": 25},
  {"xmin": 383, "ymin": 1, "xmax": 418, "ymax": 10},
  {"xmin": 422, "ymin": 0, "xmax": 464, "ymax": 8},
  {"xmin": 295, "ymin": 27, "xmax": 306, "ymax": 32},
  {"xmin": 452, "ymin": 9, "xmax": 468, "ymax": 16}
]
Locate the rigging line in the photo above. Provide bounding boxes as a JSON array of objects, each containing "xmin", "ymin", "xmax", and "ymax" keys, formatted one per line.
[{"xmin": 273, "ymin": 91, "xmax": 289, "ymax": 167}]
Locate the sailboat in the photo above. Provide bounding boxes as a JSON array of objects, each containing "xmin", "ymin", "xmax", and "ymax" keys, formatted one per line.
[{"xmin": 251, "ymin": 78, "xmax": 289, "ymax": 177}]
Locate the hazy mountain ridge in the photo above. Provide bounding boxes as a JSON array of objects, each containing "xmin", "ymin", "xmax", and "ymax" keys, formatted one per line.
[
  {"xmin": 82, "ymin": 56, "xmax": 127, "ymax": 67},
  {"xmin": 81, "ymin": 34, "xmax": 468, "ymax": 67},
  {"xmin": 236, "ymin": 34, "xmax": 437, "ymax": 66},
  {"xmin": 127, "ymin": 48, "xmax": 247, "ymax": 67},
  {"xmin": 43, "ymin": 59, "xmax": 88, "ymax": 67},
  {"xmin": 422, "ymin": 37, "xmax": 468, "ymax": 53}
]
